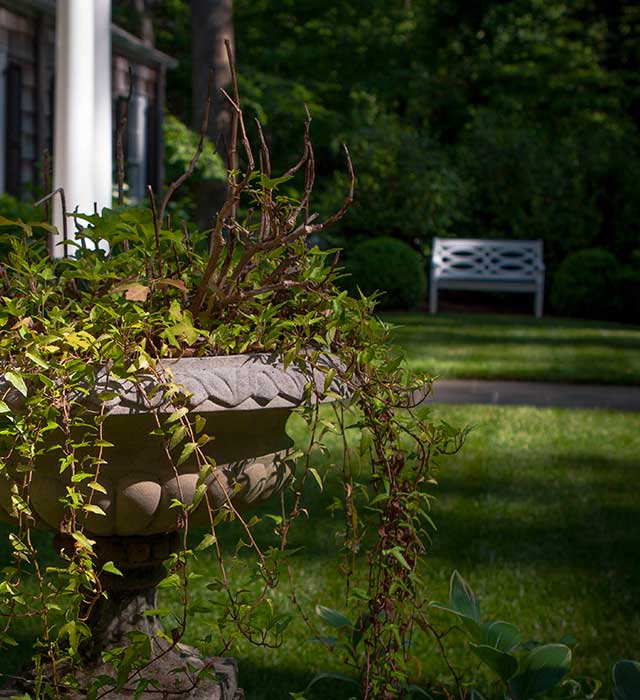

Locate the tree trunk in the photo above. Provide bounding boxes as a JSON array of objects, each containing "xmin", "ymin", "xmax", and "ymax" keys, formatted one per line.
[
  {"xmin": 191, "ymin": 0, "xmax": 235, "ymax": 225},
  {"xmin": 133, "ymin": 0, "xmax": 155, "ymax": 47}
]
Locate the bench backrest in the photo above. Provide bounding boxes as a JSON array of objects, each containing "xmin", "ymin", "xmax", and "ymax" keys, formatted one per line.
[{"xmin": 432, "ymin": 238, "xmax": 544, "ymax": 281}]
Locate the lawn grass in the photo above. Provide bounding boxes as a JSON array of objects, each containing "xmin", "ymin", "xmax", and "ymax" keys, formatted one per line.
[
  {"xmin": 1, "ymin": 405, "xmax": 638, "ymax": 698},
  {"xmin": 383, "ymin": 312, "xmax": 640, "ymax": 385}
]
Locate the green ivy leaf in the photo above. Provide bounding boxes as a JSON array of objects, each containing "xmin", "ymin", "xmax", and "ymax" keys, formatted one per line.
[
  {"xmin": 4, "ymin": 371, "xmax": 27, "ymax": 397},
  {"xmin": 195, "ymin": 534, "xmax": 217, "ymax": 551},
  {"xmin": 102, "ymin": 561, "xmax": 123, "ymax": 576},
  {"xmin": 167, "ymin": 407, "xmax": 189, "ymax": 423}
]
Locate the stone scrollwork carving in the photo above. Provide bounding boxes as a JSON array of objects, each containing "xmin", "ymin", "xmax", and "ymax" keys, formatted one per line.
[
  {"xmin": 0, "ymin": 354, "xmax": 346, "ymax": 537},
  {"xmin": 89, "ymin": 353, "xmax": 348, "ymax": 415}
]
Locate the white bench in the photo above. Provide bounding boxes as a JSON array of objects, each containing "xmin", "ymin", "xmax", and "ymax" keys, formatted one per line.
[{"xmin": 430, "ymin": 238, "xmax": 545, "ymax": 317}]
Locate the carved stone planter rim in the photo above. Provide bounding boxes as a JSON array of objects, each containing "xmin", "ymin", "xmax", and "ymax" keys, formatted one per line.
[{"xmin": 1, "ymin": 352, "xmax": 348, "ymax": 416}]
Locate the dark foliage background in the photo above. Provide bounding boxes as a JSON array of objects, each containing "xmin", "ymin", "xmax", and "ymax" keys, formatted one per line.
[{"xmin": 126, "ymin": 1, "xmax": 640, "ymax": 316}]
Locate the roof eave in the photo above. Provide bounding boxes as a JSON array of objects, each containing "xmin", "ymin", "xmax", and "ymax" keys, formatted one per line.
[
  {"xmin": 0, "ymin": 0, "xmax": 178, "ymax": 70},
  {"xmin": 111, "ymin": 24, "xmax": 178, "ymax": 70}
]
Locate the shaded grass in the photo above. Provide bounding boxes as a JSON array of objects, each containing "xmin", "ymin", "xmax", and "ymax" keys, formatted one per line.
[
  {"xmin": 0, "ymin": 405, "xmax": 638, "ymax": 698},
  {"xmin": 383, "ymin": 312, "xmax": 640, "ymax": 385}
]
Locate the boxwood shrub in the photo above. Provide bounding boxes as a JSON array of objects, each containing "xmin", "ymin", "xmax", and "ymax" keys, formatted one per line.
[
  {"xmin": 551, "ymin": 248, "xmax": 621, "ymax": 319},
  {"xmin": 343, "ymin": 236, "xmax": 427, "ymax": 310}
]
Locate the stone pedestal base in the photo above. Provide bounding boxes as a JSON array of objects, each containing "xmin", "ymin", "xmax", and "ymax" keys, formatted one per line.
[
  {"xmin": 1, "ymin": 656, "xmax": 242, "ymax": 699},
  {"xmin": 1, "ymin": 534, "xmax": 244, "ymax": 699}
]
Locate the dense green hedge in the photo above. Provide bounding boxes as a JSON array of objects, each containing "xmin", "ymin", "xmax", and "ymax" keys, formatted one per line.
[
  {"xmin": 550, "ymin": 248, "xmax": 640, "ymax": 322},
  {"xmin": 343, "ymin": 237, "xmax": 427, "ymax": 310}
]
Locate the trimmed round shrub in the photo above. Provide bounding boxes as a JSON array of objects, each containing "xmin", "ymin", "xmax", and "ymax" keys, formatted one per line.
[
  {"xmin": 344, "ymin": 237, "xmax": 427, "ymax": 310},
  {"xmin": 551, "ymin": 248, "xmax": 621, "ymax": 319},
  {"xmin": 616, "ymin": 266, "xmax": 640, "ymax": 323}
]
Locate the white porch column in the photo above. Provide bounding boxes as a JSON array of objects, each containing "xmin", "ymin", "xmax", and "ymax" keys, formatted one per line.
[
  {"xmin": 53, "ymin": 0, "xmax": 112, "ymax": 257},
  {"xmin": 94, "ymin": 0, "xmax": 113, "ymax": 215}
]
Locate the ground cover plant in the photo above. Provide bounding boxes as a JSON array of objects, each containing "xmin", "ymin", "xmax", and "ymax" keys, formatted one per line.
[
  {"xmin": 0, "ymin": 404, "xmax": 637, "ymax": 698},
  {"xmin": 384, "ymin": 313, "xmax": 640, "ymax": 385}
]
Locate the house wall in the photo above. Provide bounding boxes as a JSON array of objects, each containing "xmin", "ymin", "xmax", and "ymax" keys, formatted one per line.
[
  {"xmin": 0, "ymin": 7, "xmax": 54, "ymax": 198},
  {"xmin": 0, "ymin": 4, "xmax": 164, "ymax": 203}
]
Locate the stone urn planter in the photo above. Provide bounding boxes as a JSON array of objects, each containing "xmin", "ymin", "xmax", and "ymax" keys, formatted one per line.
[{"xmin": 0, "ymin": 353, "xmax": 344, "ymax": 699}]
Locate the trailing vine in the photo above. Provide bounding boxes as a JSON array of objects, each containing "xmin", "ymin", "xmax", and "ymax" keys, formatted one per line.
[{"xmin": 0, "ymin": 56, "xmax": 464, "ymax": 699}]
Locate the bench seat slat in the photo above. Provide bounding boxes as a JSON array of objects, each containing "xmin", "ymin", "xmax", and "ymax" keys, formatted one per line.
[{"xmin": 430, "ymin": 237, "xmax": 545, "ymax": 317}]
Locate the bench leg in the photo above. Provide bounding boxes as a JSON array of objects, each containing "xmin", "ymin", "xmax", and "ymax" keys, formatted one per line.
[
  {"xmin": 429, "ymin": 279, "xmax": 438, "ymax": 314},
  {"xmin": 535, "ymin": 282, "xmax": 544, "ymax": 318}
]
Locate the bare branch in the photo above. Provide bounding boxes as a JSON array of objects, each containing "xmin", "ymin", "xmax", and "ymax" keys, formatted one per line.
[
  {"xmin": 287, "ymin": 112, "xmax": 315, "ymax": 228},
  {"xmin": 308, "ymin": 144, "xmax": 354, "ymax": 233},
  {"xmin": 147, "ymin": 185, "xmax": 163, "ymax": 277},
  {"xmin": 190, "ymin": 170, "xmax": 254, "ymax": 313},
  {"xmin": 158, "ymin": 69, "xmax": 214, "ymax": 223},
  {"xmin": 181, "ymin": 220, "xmax": 193, "ymax": 264},
  {"xmin": 216, "ymin": 222, "xmax": 237, "ymax": 287},
  {"xmin": 116, "ymin": 66, "xmax": 133, "ymax": 208},
  {"xmin": 34, "ymin": 187, "xmax": 68, "ymax": 258},
  {"xmin": 254, "ymin": 119, "xmax": 271, "ymax": 178},
  {"xmin": 224, "ymin": 39, "xmax": 239, "ymax": 175},
  {"xmin": 220, "ymin": 89, "xmax": 254, "ymax": 172},
  {"xmin": 284, "ymin": 106, "xmax": 312, "ymax": 177}
]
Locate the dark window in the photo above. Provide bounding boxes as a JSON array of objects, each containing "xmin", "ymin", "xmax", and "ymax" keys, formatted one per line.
[{"xmin": 5, "ymin": 63, "xmax": 22, "ymax": 197}]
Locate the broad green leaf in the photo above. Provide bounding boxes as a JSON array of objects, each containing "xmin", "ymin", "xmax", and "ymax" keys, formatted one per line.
[
  {"xmin": 58, "ymin": 620, "xmax": 90, "ymax": 654},
  {"xmin": 315, "ymin": 605, "xmax": 352, "ymax": 630},
  {"xmin": 25, "ymin": 351, "xmax": 49, "ymax": 369},
  {"xmin": 387, "ymin": 546, "xmax": 412, "ymax": 571},
  {"xmin": 309, "ymin": 467, "xmax": 323, "ymax": 491},
  {"xmin": 4, "ymin": 371, "xmax": 27, "ymax": 398},
  {"xmin": 308, "ymin": 635, "xmax": 337, "ymax": 648},
  {"xmin": 195, "ymin": 534, "xmax": 217, "ymax": 551},
  {"xmin": 260, "ymin": 173, "xmax": 293, "ymax": 189},
  {"xmin": 71, "ymin": 472, "xmax": 93, "ymax": 483},
  {"xmin": 470, "ymin": 643, "xmax": 518, "ymax": 682},
  {"xmin": 305, "ymin": 672, "xmax": 359, "ymax": 692},
  {"xmin": 449, "ymin": 570, "xmax": 480, "ymax": 622},
  {"xmin": 88, "ymin": 481, "xmax": 108, "ymax": 494},
  {"xmin": 71, "ymin": 531, "xmax": 96, "ymax": 552},
  {"xmin": 613, "ymin": 659, "xmax": 640, "ymax": 700},
  {"xmin": 83, "ymin": 504, "xmax": 106, "ymax": 516},
  {"xmin": 428, "ymin": 601, "xmax": 482, "ymax": 640},
  {"xmin": 191, "ymin": 482, "xmax": 207, "ymax": 508},
  {"xmin": 509, "ymin": 644, "xmax": 572, "ymax": 700},
  {"xmin": 194, "ymin": 415, "xmax": 206, "ymax": 435},
  {"xmin": 480, "ymin": 620, "xmax": 522, "ymax": 652},
  {"xmin": 323, "ymin": 368, "xmax": 336, "ymax": 393},
  {"xmin": 102, "ymin": 561, "xmax": 123, "ymax": 576},
  {"xmin": 157, "ymin": 573, "xmax": 182, "ymax": 589},
  {"xmin": 177, "ymin": 441, "xmax": 197, "ymax": 466},
  {"xmin": 169, "ymin": 425, "xmax": 187, "ymax": 450},
  {"xmin": 167, "ymin": 407, "xmax": 189, "ymax": 423}
]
